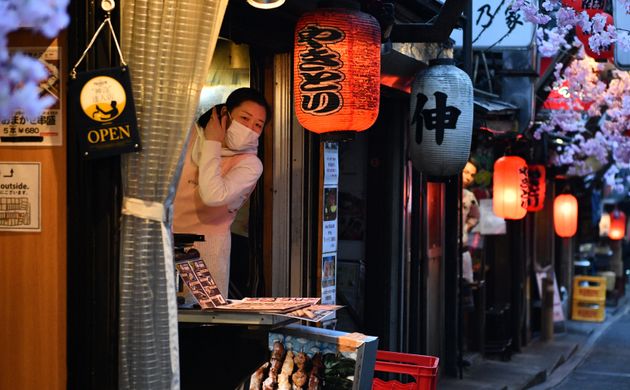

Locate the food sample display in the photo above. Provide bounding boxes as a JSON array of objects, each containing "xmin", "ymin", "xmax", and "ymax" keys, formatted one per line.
[{"xmin": 248, "ymin": 325, "xmax": 377, "ymax": 390}]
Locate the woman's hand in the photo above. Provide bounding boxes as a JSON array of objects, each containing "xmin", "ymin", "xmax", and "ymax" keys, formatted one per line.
[{"xmin": 204, "ymin": 106, "xmax": 228, "ymax": 142}]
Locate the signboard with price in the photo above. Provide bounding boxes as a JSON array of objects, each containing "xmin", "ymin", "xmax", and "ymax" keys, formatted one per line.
[{"xmin": 1, "ymin": 45, "xmax": 63, "ymax": 146}]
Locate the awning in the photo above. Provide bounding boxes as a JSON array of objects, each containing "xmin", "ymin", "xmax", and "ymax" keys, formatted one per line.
[
  {"xmin": 474, "ymin": 90, "xmax": 520, "ymax": 134},
  {"xmin": 474, "ymin": 92, "xmax": 519, "ymax": 116}
]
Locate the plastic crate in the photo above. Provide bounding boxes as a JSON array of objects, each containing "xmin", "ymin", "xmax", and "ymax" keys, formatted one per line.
[
  {"xmin": 573, "ymin": 276, "xmax": 606, "ymax": 302},
  {"xmin": 572, "ymin": 299, "xmax": 605, "ymax": 322},
  {"xmin": 372, "ymin": 350, "xmax": 439, "ymax": 390}
]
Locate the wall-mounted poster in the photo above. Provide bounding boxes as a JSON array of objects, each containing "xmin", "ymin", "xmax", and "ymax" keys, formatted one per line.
[
  {"xmin": 0, "ymin": 162, "xmax": 41, "ymax": 232},
  {"xmin": 324, "ymin": 141, "xmax": 339, "ymax": 185},
  {"xmin": 322, "ymin": 254, "xmax": 337, "ymax": 305},
  {"xmin": 323, "ymin": 186, "xmax": 338, "ymax": 253},
  {"xmin": 1, "ymin": 45, "xmax": 63, "ymax": 146}
]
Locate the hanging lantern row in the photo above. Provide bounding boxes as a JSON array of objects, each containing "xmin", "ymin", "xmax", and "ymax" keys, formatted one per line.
[
  {"xmin": 608, "ymin": 209, "xmax": 627, "ymax": 240},
  {"xmin": 554, "ymin": 194, "xmax": 579, "ymax": 237},
  {"xmin": 409, "ymin": 59, "xmax": 474, "ymax": 178},
  {"xmin": 294, "ymin": 4, "xmax": 381, "ymax": 134},
  {"xmin": 493, "ymin": 156, "xmax": 529, "ymax": 220},
  {"xmin": 527, "ymin": 164, "xmax": 546, "ymax": 212},
  {"xmin": 575, "ymin": 10, "xmax": 614, "ymax": 61}
]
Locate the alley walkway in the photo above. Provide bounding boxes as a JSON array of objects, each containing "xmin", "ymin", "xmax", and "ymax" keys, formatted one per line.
[
  {"xmin": 548, "ymin": 308, "xmax": 630, "ymax": 389},
  {"xmin": 440, "ymin": 290, "xmax": 630, "ymax": 390}
]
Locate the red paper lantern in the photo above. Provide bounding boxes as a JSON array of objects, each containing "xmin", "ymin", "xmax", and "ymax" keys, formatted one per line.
[
  {"xmin": 608, "ymin": 210, "xmax": 627, "ymax": 240},
  {"xmin": 294, "ymin": 5, "xmax": 381, "ymax": 133},
  {"xmin": 554, "ymin": 194, "xmax": 578, "ymax": 238},
  {"xmin": 527, "ymin": 164, "xmax": 546, "ymax": 212},
  {"xmin": 542, "ymin": 80, "xmax": 593, "ymax": 111},
  {"xmin": 576, "ymin": 10, "xmax": 614, "ymax": 61},
  {"xmin": 562, "ymin": 0, "xmax": 583, "ymax": 11},
  {"xmin": 493, "ymin": 156, "xmax": 529, "ymax": 220},
  {"xmin": 563, "ymin": 0, "xmax": 607, "ymax": 11}
]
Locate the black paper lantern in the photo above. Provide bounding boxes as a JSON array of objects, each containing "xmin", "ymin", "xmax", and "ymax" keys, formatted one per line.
[{"xmin": 409, "ymin": 59, "xmax": 473, "ymax": 177}]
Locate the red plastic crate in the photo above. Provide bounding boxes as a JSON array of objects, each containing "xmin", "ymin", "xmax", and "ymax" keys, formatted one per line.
[{"xmin": 372, "ymin": 350, "xmax": 439, "ymax": 390}]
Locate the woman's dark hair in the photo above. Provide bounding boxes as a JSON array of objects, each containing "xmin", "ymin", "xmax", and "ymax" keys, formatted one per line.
[{"xmin": 197, "ymin": 87, "xmax": 270, "ymax": 128}]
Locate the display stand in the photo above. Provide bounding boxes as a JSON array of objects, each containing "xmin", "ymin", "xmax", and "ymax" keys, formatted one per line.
[
  {"xmin": 178, "ymin": 311, "xmax": 378, "ymax": 389},
  {"xmin": 178, "ymin": 312, "xmax": 295, "ymax": 389}
]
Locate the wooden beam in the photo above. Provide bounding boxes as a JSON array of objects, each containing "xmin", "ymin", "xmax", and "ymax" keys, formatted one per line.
[{"xmin": 390, "ymin": 0, "xmax": 469, "ymax": 43}]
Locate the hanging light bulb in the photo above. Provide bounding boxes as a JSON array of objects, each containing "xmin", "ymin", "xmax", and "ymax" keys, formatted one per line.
[{"xmin": 247, "ymin": 0, "xmax": 285, "ymax": 9}]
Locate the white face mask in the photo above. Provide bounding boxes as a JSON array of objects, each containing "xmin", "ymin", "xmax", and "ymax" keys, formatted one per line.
[{"xmin": 224, "ymin": 118, "xmax": 260, "ymax": 152}]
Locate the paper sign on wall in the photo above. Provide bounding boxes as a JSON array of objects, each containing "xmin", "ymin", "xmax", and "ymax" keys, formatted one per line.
[
  {"xmin": 0, "ymin": 162, "xmax": 41, "ymax": 232},
  {"xmin": 324, "ymin": 141, "xmax": 339, "ymax": 185},
  {"xmin": 321, "ymin": 142, "xmax": 339, "ymax": 306},
  {"xmin": 322, "ymin": 254, "xmax": 337, "ymax": 305},
  {"xmin": 323, "ymin": 186, "xmax": 338, "ymax": 253}
]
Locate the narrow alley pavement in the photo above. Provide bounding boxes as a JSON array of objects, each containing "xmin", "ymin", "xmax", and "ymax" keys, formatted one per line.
[
  {"xmin": 441, "ymin": 285, "xmax": 630, "ymax": 390},
  {"xmin": 548, "ymin": 308, "xmax": 630, "ymax": 389}
]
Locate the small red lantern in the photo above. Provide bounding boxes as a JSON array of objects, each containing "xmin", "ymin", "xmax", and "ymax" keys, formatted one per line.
[
  {"xmin": 493, "ymin": 156, "xmax": 529, "ymax": 220},
  {"xmin": 294, "ymin": 4, "xmax": 381, "ymax": 133},
  {"xmin": 527, "ymin": 164, "xmax": 546, "ymax": 212},
  {"xmin": 554, "ymin": 194, "xmax": 578, "ymax": 237},
  {"xmin": 562, "ymin": 0, "xmax": 583, "ymax": 11},
  {"xmin": 608, "ymin": 210, "xmax": 627, "ymax": 240},
  {"xmin": 542, "ymin": 80, "xmax": 593, "ymax": 111},
  {"xmin": 576, "ymin": 10, "xmax": 614, "ymax": 61},
  {"xmin": 563, "ymin": 0, "xmax": 607, "ymax": 11}
]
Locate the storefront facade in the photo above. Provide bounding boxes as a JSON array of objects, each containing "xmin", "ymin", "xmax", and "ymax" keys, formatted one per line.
[{"xmin": 1, "ymin": 0, "xmax": 581, "ymax": 389}]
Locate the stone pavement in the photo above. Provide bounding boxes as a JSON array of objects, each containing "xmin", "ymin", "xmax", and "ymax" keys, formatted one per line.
[{"xmin": 438, "ymin": 293, "xmax": 629, "ymax": 390}]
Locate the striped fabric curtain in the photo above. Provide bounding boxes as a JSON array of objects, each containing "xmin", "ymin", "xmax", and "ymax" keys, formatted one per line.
[{"xmin": 118, "ymin": 1, "xmax": 229, "ymax": 388}]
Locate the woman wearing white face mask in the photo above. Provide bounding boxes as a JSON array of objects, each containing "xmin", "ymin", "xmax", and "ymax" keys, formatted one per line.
[{"xmin": 173, "ymin": 88, "xmax": 269, "ymax": 297}]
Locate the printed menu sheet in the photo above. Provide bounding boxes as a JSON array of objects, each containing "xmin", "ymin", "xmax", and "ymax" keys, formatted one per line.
[{"xmin": 176, "ymin": 259, "xmax": 226, "ymax": 309}]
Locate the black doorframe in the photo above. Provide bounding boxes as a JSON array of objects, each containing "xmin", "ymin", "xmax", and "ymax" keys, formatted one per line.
[
  {"xmin": 408, "ymin": 171, "xmax": 427, "ymax": 354},
  {"xmin": 443, "ymin": 176, "xmax": 461, "ymax": 377},
  {"xmin": 364, "ymin": 88, "xmax": 408, "ymax": 352},
  {"xmin": 67, "ymin": 2, "xmax": 121, "ymax": 389}
]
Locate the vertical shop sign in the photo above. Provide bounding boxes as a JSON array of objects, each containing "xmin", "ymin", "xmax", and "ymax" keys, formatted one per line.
[
  {"xmin": 321, "ymin": 142, "xmax": 339, "ymax": 304},
  {"xmin": 322, "ymin": 142, "xmax": 339, "ymax": 254},
  {"xmin": 450, "ymin": 0, "xmax": 535, "ymax": 49},
  {"xmin": 0, "ymin": 162, "xmax": 41, "ymax": 232},
  {"xmin": 1, "ymin": 46, "xmax": 62, "ymax": 146}
]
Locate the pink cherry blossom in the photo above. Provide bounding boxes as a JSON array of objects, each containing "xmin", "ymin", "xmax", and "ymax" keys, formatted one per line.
[{"xmin": 0, "ymin": 0, "xmax": 69, "ymax": 121}]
